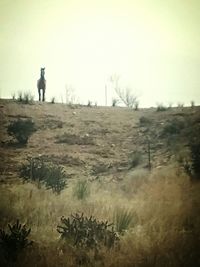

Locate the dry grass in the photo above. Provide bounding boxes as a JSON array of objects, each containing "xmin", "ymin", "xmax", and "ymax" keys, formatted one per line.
[
  {"xmin": 1, "ymin": 100, "xmax": 200, "ymax": 266},
  {"xmin": 0, "ymin": 166, "xmax": 200, "ymax": 266}
]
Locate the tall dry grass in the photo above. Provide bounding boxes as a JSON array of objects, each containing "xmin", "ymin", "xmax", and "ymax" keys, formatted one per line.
[{"xmin": 0, "ymin": 165, "xmax": 200, "ymax": 266}]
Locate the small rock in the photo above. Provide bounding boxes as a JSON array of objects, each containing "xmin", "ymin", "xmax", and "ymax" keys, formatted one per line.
[
  {"xmin": 156, "ymin": 165, "xmax": 162, "ymax": 169},
  {"xmin": 111, "ymin": 143, "xmax": 115, "ymax": 147},
  {"xmin": 72, "ymin": 111, "xmax": 76, "ymax": 115}
]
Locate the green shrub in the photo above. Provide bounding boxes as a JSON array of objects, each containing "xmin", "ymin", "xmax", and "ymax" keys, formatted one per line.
[
  {"xmin": 57, "ymin": 213, "xmax": 119, "ymax": 250},
  {"xmin": 7, "ymin": 119, "xmax": 36, "ymax": 144},
  {"xmin": 0, "ymin": 220, "xmax": 33, "ymax": 262},
  {"xmin": 162, "ymin": 119, "xmax": 185, "ymax": 136},
  {"xmin": 73, "ymin": 180, "xmax": 90, "ymax": 200},
  {"xmin": 139, "ymin": 116, "xmax": 152, "ymax": 125},
  {"xmin": 128, "ymin": 151, "xmax": 142, "ymax": 169},
  {"xmin": 20, "ymin": 157, "xmax": 67, "ymax": 194},
  {"xmin": 114, "ymin": 208, "xmax": 135, "ymax": 234},
  {"xmin": 188, "ymin": 142, "xmax": 200, "ymax": 179}
]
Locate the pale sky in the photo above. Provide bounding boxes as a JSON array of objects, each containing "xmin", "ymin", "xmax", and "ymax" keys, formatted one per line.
[{"xmin": 0, "ymin": 0, "xmax": 200, "ymax": 107}]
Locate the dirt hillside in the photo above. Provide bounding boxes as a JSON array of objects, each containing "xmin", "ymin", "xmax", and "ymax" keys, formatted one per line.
[{"xmin": 1, "ymin": 99, "xmax": 200, "ymax": 184}]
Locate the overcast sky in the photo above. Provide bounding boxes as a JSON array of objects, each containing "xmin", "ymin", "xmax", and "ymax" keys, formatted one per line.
[{"xmin": 0, "ymin": 0, "xmax": 200, "ymax": 107}]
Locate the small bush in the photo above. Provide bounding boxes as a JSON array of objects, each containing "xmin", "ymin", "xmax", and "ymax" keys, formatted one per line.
[
  {"xmin": 162, "ymin": 119, "xmax": 185, "ymax": 136},
  {"xmin": 177, "ymin": 102, "xmax": 184, "ymax": 108},
  {"xmin": 134, "ymin": 101, "xmax": 139, "ymax": 110},
  {"xmin": 17, "ymin": 91, "xmax": 23, "ymax": 102},
  {"xmin": 7, "ymin": 119, "xmax": 36, "ymax": 144},
  {"xmin": 73, "ymin": 180, "xmax": 90, "ymax": 200},
  {"xmin": 156, "ymin": 103, "xmax": 167, "ymax": 112},
  {"xmin": 139, "ymin": 116, "xmax": 152, "ymax": 125},
  {"xmin": 188, "ymin": 142, "xmax": 200, "ymax": 178},
  {"xmin": 114, "ymin": 209, "xmax": 135, "ymax": 234},
  {"xmin": 112, "ymin": 98, "xmax": 119, "ymax": 107},
  {"xmin": 17, "ymin": 91, "xmax": 34, "ymax": 104},
  {"xmin": 57, "ymin": 213, "xmax": 119, "ymax": 250},
  {"xmin": 23, "ymin": 92, "xmax": 34, "ymax": 104},
  {"xmin": 128, "ymin": 151, "xmax": 142, "ymax": 169},
  {"xmin": 11, "ymin": 93, "xmax": 16, "ymax": 100},
  {"xmin": 87, "ymin": 100, "xmax": 92, "ymax": 107},
  {"xmin": 51, "ymin": 97, "xmax": 56, "ymax": 104},
  {"xmin": 20, "ymin": 157, "xmax": 67, "ymax": 193},
  {"xmin": 0, "ymin": 220, "xmax": 33, "ymax": 262},
  {"xmin": 191, "ymin": 100, "xmax": 195, "ymax": 108}
]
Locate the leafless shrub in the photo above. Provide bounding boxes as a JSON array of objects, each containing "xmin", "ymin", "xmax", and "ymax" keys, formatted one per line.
[
  {"xmin": 110, "ymin": 74, "xmax": 138, "ymax": 108},
  {"xmin": 115, "ymin": 87, "xmax": 138, "ymax": 108},
  {"xmin": 65, "ymin": 84, "xmax": 78, "ymax": 105}
]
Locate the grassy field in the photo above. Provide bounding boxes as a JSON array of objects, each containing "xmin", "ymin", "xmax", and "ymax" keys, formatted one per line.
[{"xmin": 0, "ymin": 99, "xmax": 200, "ymax": 266}]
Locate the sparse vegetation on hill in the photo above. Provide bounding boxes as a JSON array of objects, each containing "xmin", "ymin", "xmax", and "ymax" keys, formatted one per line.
[
  {"xmin": 0, "ymin": 99, "xmax": 200, "ymax": 266},
  {"xmin": 16, "ymin": 91, "xmax": 34, "ymax": 104}
]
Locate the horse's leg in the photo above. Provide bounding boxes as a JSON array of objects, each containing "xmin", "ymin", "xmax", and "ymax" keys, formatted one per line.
[
  {"xmin": 42, "ymin": 89, "xmax": 45, "ymax": 102},
  {"xmin": 38, "ymin": 89, "xmax": 41, "ymax": 101}
]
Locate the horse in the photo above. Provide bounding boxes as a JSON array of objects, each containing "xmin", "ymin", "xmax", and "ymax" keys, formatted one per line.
[{"xmin": 37, "ymin": 68, "xmax": 46, "ymax": 101}]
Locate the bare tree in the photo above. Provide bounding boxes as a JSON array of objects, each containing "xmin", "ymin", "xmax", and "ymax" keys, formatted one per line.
[
  {"xmin": 110, "ymin": 75, "xmax": 138, "ymax": 108},
  {"xmin": 115, "ymin": 87, "xmax": 138, "ymax": 108},
  {"xmin": 65, "ymin": 84, "xmax": 78, "ymax": 105}
]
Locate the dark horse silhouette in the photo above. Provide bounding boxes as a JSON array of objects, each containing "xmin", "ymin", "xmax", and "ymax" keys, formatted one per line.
[{"xmin": 37, "ymin": 68, "xmax": 46, "ymax": 101}]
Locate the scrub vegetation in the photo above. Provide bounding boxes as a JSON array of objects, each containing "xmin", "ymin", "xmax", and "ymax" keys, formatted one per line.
[{"xmin": 0, "ymin": 98, "xmax": 200, "ymax": 266}]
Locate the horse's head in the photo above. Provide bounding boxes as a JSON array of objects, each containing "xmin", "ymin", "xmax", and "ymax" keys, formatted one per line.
[{"xmin": 40, "ymin": 68, "xmax": 45, "ymax": 78}]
